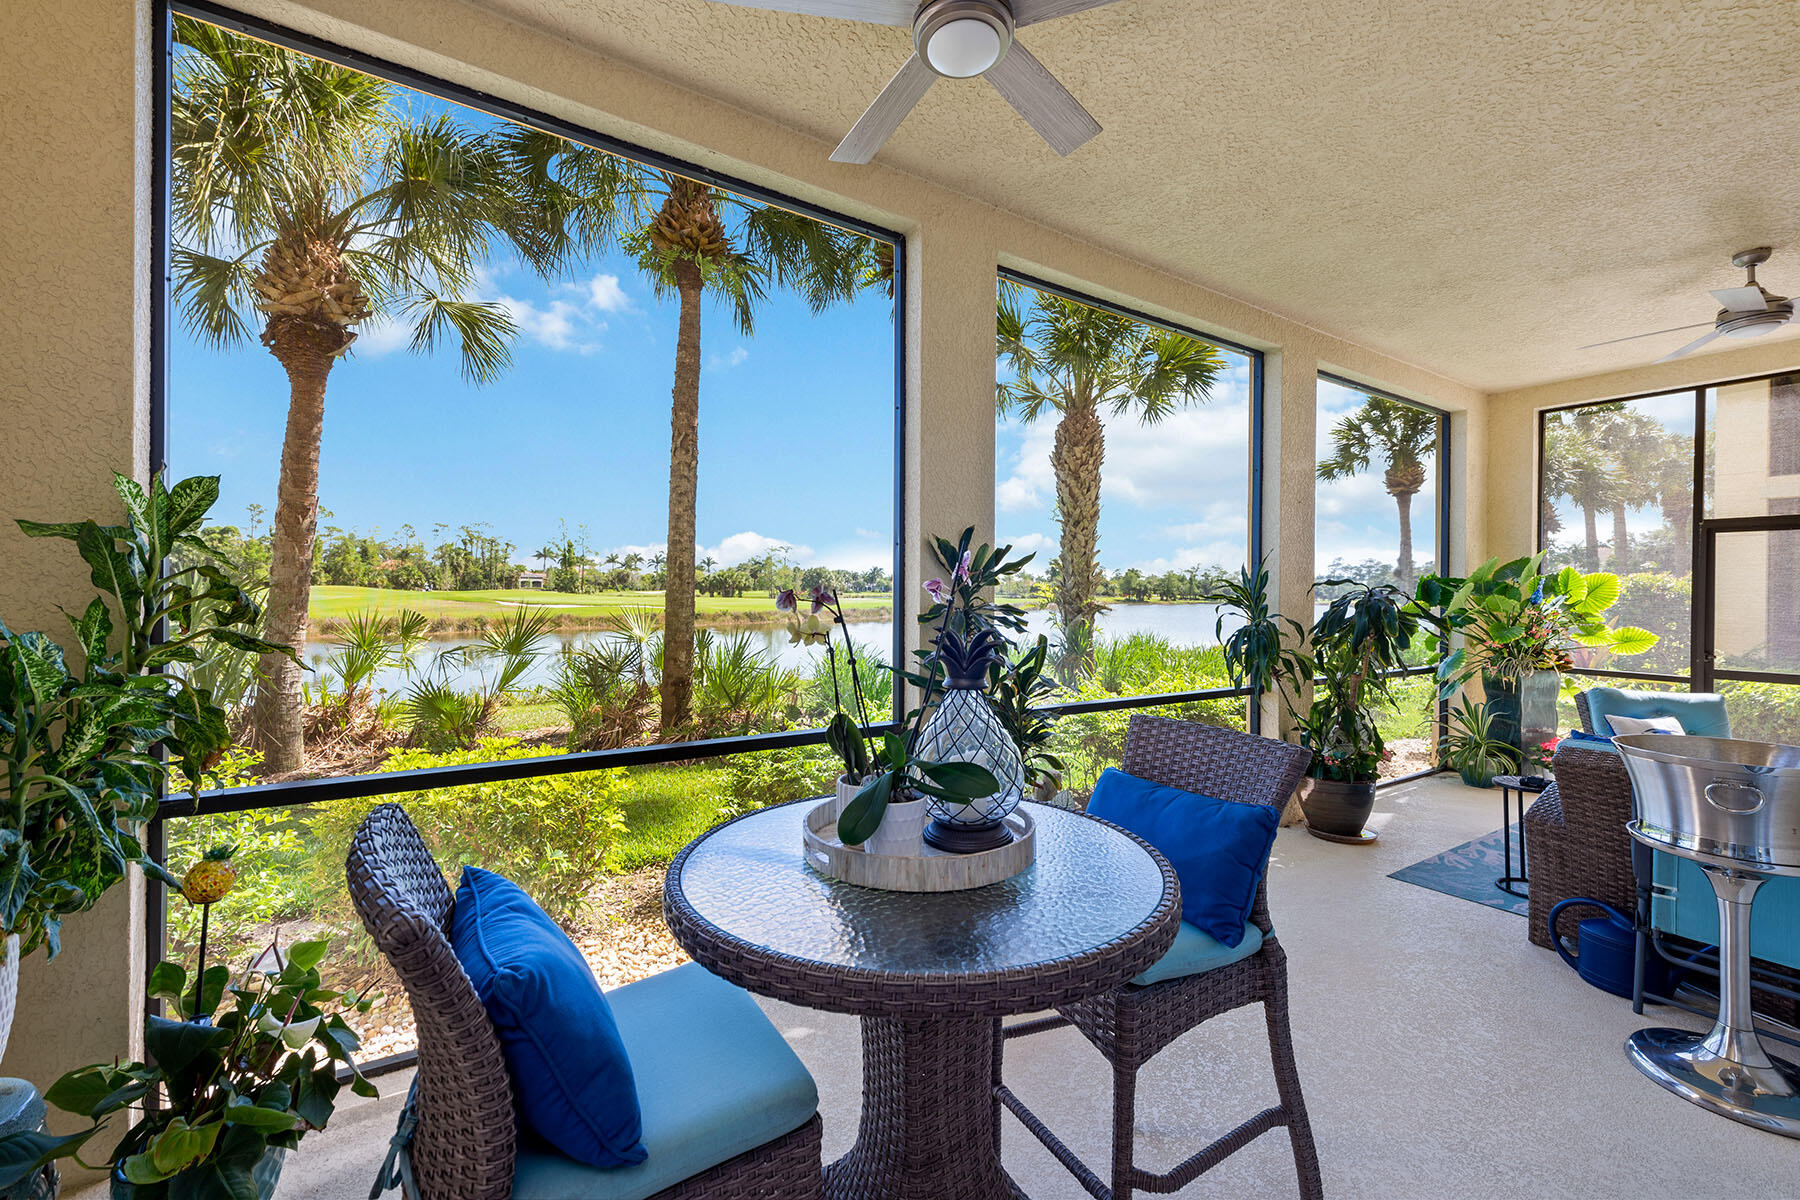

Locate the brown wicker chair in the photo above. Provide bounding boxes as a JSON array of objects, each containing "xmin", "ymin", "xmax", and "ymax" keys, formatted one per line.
[
  {"xmin": 996, "ymin": 715, "xmax": 1323, "ymax": 1200},
  {"xmin": 346, "ymin": 803, "xmax": 823, "ymax": 1200},
  {"xmin": 1522, "ymin": 692, "xmax": 1637, "ymax": 950}
]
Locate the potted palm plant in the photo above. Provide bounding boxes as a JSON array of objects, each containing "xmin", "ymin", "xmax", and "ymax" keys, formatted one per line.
[
  {"xmin": 1442, "ymin": 697, "xmax": 1514, "ymax": 788},
  {"xmin": 1210, "ymin": 561, "xmax": 1428, "ymax": 839}
]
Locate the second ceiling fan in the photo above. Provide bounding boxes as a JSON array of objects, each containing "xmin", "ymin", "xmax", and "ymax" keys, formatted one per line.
[{"xmin": 706, "ymin": 0, "xmax": 1115, "ymax": 163}]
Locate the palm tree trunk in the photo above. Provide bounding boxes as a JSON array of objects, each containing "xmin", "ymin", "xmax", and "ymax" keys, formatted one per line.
[
  {"xmin": 248, "ymin": 324, "xmax": 340, "ymax": 773},
  {"xmin": 1051, "ymin": 401, "xmax": 1105, "ymax": 633},
  {"xmin": 1611, "ymin": 503, "xmax": 1630, "ymax": 571},
  {"xmin": 1394, "ymin": 489, "xmax": 1416, "ymax": 592},
  {"xmin": 660, "ymin": 262, "xmax": 704, "ymax": 737},
  {"xmin": 1583, "ymin": 506, "xmax": 1601, "ymax": 571}
]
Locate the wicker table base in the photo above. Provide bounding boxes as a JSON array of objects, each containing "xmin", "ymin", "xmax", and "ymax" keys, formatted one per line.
[{"xmin": 824, "ymin": 1016, "xmax": 1024, "ymax": 1200}]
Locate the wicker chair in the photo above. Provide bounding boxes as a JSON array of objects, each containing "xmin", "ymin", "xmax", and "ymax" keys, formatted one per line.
[
  {"xmin": 1522, "ymin": 692, "xmax": 1637, "ymax": 950},
  {"xmin": 996, "ymin": 716, "xmax": 1322, "ymax": 1200},
  {"xmin": 346, "ymin": 803, "xmax": 823, "ymax": 1200}
]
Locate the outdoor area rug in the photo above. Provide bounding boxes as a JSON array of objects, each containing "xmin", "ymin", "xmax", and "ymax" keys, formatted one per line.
[{"xmin": 1389, "ymin": 829, "xmax": 1528, "ymax": 917}]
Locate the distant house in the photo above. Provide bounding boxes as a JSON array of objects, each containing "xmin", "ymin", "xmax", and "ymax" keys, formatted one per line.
[{"xmin": 518, "ymin": 570, "xmax": 548, "ymax": 590}]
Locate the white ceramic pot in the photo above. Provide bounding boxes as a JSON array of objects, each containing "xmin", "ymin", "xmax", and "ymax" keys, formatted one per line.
[
  {"xmin": 865, "ymin": 798, "xmax": 928, "ymax": 857},
  {"xmin": 834, "ymin": 773, "xmax": 865, "ymax": 820},
  {"xmin": 0, "ymin": 933, "xmax": 18, "ymax": 1065}
]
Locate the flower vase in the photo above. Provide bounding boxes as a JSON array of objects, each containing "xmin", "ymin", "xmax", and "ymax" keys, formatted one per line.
[
  {"xmin": 915, "ymin": 687, "xmax": 1027, "ymax": 853},
  {"xmin": 1519, "ymin": 670, "xmax": 1561, "ymax": 774}
]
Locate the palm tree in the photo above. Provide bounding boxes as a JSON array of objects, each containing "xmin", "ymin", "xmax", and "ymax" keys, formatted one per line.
[
  {"xmin": 997, "ymin": 281, "xmax": 1225, "ymax": 635},
  {"xmin": 1586, "ymin": 405, "xmax": 1663, "ymax": 572},
  {"xmin": 1315, "ymin": 394, "xmax": 1439, "ymax": 592},
  {"xmin": 170, "ymin": 17, "xmax": 559, "ymax": 771},
  {"xmin": 1543, "ymin": 418, "xmax": 1624, "ymax": 570},
  {"xmin": 500, "ymin": 129, "xmax": 880, "ymax": 735}
]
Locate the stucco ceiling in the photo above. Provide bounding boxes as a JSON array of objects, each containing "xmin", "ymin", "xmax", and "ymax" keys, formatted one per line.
[{"xmin": 467, "ymin": 0, "xmax": 1800, "ymax": 391}]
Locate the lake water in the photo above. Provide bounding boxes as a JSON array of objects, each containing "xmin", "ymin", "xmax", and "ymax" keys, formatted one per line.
[{"xmin": 301, "ymin": 601, "xmax": 1253, "ymax": 697}]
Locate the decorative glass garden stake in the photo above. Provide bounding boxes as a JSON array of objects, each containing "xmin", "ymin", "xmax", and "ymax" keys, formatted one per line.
[{"xmin": 917, "ymin": 630, "xmax": 1026, "ymax": 853}]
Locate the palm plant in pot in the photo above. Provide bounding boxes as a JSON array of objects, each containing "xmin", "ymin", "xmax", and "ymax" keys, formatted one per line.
[
  {"xmin": 1209, "ymin": 561, "xmax": 1428, "ymax": 839},
  {"xmin": 1441, "ymin": 697, "xmax": 1514, "ymax": 788}
]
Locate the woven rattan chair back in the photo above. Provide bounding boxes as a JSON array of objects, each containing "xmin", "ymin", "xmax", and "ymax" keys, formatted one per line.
[
  {"xmin": 346, "ymin": 803, "xmax": 517, "ymax": 1200},
  {"xmin": 1575, "ymin": 691, "xmax": 1596, "ymax": 734},
  {"xmin": 1120, "ymin": 714, "xmax": 1313, "ymax": 933}
]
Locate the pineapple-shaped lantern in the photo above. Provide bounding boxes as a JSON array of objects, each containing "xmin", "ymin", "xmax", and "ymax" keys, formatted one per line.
[{"xmin": 915, "ymin": 626, "xmax": 1027, "ymax": 852}]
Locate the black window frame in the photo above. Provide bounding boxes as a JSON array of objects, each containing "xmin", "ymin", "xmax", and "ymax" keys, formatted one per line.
[
  {"xmin": 147, "ymin": 0, "xmax": 909, "ymax": 1057},
  {"xmin": 995, "ymin": 269, "xmax": 1268, "ymax": 732},
  {"xmin": 1315, "ymin": 372, "xmax": 1454, "ymax": 782},
  {"xmin": 1535, "ymin": 369, "xmax": 1800, "ymax": 695}
]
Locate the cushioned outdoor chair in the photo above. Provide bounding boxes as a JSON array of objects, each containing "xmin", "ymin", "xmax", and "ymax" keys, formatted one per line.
[
  {"xmin": 997, "ymin": 715, "xmax": 1322, "ymax": 1200},
  {"xmin": 1524, "ymin": 689, "xmax": 1728, "ymax": 950},
  {"xmin": 346, "ymin": 803, "xmax": 823, "ymax": 1200}
]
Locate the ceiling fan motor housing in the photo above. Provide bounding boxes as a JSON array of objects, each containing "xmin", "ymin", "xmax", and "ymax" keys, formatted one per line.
[{"xmin": 914, "ymin": 0, "xmax": 1015, "ymax": 77}]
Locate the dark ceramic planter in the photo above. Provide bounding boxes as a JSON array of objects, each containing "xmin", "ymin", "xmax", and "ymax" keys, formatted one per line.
[
  {"xmin": 1458, "ymin": 764, "xmax": 1498, "ymax": 789},
  {"xmin": 1298, "ymin": 777, "xmax": 1377, "ymax": 837},
  {"xmin": 112, "ymin": 1148, "xmax": 285, "ymax": 1200},
  {"xmin": 1482, "ymin": 670, "xmax": 1560, "ymax": 771}
]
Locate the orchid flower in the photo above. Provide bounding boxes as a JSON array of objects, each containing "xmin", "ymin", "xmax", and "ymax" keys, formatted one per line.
[
  {"xmin": 953, "ymin": 550, "xmax": 972, "ymax": 584},
  {"xmin": 809, "ymin": 585, "xmax": 837, "ymax": 614},
  {"xmin": 775, "ymin": 588, "xmax": 797, "ymax": 612},
  {"xmin": 923, "ymin": 578, "xmax": 949, "ymax": 604}
]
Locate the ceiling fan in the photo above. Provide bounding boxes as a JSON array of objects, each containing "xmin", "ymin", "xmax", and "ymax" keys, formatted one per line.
[
  {"xmin": 1580, "ymin": 248, "xmax": 1799, "ymax": 363},
  {"xmin": 704, "ymin": 0, "xmax": 1113, "ymax": 163}
]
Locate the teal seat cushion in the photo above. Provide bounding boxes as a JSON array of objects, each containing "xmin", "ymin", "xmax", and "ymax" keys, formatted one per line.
[
  {"xmin": 512, "ymin": 964, "xmax": 818, "ymax": 1200},
  {"xmin": 1584, "ymin": 688, "xmax": 1731, "ymax": 739},
  {"xmin": 1130, "ymin": 920, "xmax": 1263, "ymax": 987}
]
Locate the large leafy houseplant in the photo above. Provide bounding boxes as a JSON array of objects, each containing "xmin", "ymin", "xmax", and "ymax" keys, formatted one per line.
[
  {"xmin": 0, "ymin": 937, "xmax": 377, "ymax": 1199},
  {"xmin": 1210, "ymin": 560, "xmax": 1428, "ymax": 836},
  {"xmin": 1, "ymin": 474, "xmax": 291, "ymax": 968},
  {"xmin": 1417, "ymin": 553, "xmax": 1657, "ymax": 694}
]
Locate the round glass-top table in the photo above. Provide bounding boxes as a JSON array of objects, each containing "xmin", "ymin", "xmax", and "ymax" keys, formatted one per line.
[{"xmin": 664, "ymin": 799, "xmax": 1179, "ymax": 1200}]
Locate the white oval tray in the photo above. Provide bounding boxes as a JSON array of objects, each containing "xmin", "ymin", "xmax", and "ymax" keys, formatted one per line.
[{"xmin": 801, "ymin": 799, "xmax": 1035, "ymax": 892}]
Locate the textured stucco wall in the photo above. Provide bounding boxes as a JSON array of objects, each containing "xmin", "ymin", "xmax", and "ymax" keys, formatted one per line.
[
  {"xmin": 0, "ymin": 0, "xmax": 152, "ymax": 1159},
  {"xmin": 1482, "ymin": 339, "xmax": 1800, "ymax": 563}
]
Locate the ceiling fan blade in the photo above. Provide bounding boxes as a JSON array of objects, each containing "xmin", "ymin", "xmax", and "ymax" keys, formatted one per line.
[
  {"xmin": 831, "ymin": 55, "xmax": 936, "ymax": 164},
  {"xmin": 1711, "ymin": 286, "xmax": 1770, "ymax": 313},
  {"xmin": 704, "ymin": 0, "xmax": 915, "ymax": 24},
  {"xmin": 983, "ymin": 41, "xmax": 1102, "ymax": 156},
  {"xmin": 1576, "ymin": 321, "xmax": 1715, "ymax": 351},
  {"xmin": 1656, "ymin": 329, "xmax": 1721, "ymax": 363},
  {"xmin": 1010, "ymin": 0, "xmax": 1121, "ymax": 26}
]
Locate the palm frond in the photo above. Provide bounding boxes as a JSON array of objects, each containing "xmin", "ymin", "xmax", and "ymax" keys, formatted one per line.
[
  {"xmin": 402, "ymin": 295, "xmax": 516, "ymax": 385},
  {"xmin": 170, "ymin": 247, "xmax": 261, "ymax": 349}
]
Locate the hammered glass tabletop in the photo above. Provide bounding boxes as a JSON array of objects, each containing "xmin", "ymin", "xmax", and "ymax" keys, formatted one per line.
[{"xmin": 673, "ymin": 800, "xmax": 1169, "ymax": 976}]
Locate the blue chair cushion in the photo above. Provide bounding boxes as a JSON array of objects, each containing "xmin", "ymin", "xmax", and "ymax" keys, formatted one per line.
[
  {"xmin": 1564, "ymin": 728, "xmax": 1618, "ymax": 752},
  {"xmin": 1583, "ymin": 688, "xmax": 1731, "ymax": 739},
  {"xmin": 1087, "ymin": 767, "xmax": 1278, "ymax": 948},
  {"xmin": 512, "ymin": 964, "xmax": 819, "ymax": 1200},
  {"xmin": 450, "ymin": 867, "xmax": 645, "ymax": 1169},
  {"xmin": 1131, "ymin": 920, "xmax": 1264, "ymax": 986}
]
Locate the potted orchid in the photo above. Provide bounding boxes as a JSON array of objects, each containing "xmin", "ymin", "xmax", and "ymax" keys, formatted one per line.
[{"xmin": 776, "ymin": 585, "xmax": 881, "ymax": 821}]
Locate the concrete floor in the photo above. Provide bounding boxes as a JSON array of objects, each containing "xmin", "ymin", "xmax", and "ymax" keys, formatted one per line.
[{"xmin": 81, "ymin": 775, "xmax": 1800, "ymax": 1198}]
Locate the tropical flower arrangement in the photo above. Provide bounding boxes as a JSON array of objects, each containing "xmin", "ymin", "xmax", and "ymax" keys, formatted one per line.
[{"xmin": 0, "ymin": 850, "xmax": 375, "ymax": 1200}]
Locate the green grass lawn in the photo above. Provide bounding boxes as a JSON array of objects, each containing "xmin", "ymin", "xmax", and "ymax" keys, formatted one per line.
[
  {"xmin": 310, "ymin": 585, "xmax": 889, "ymax": 625},
  {"xmin": 611, "ymin": 763, "xmax": 731, "ymax": 873}
]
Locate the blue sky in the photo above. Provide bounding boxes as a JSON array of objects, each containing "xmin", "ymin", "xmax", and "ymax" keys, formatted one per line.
[{"xmin": 169, "ymin": 37, "xmax": 1420, "ymax": 585}]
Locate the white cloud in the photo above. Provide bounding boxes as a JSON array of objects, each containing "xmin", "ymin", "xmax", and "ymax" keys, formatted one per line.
[
  {"xmin": 495, "ymin": 295, "xmax": 598, "ymax": 354},
  {"xmin": 1001, "ymin": 531, "xmax": 1056, "ymax": 558},
  {"xmin": 706, "ymin": 345, "xmax": 749, "ymax": 371},
  {"xmin": 349, "ymin": 316, "xmax": 411, "ymax": 358},
  {"xmin": 584, "ymin": 273, "xmax": 632, "ymax": 314},
  {"xmin": 704, "ymin": 530, "xmax": 814, "ymax": 566}
]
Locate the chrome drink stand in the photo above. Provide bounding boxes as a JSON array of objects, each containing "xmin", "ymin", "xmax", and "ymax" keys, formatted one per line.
[{"xmin": 1617, "ymin": 734, "xmax": 1800, "ymax": 1138}]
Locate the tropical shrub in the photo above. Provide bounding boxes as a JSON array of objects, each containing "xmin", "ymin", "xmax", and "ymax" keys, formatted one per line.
[
  {"xmin": 1721, "ymin": 682, "xmax": 1800, "ymax": 746},
  {"xmin": 717, "ymin": 745, "xmax": 841, "ymax": 821},
  {"xmin": 549, "ymin": 644, "xmax": 654, "ymax": 751},
  {"xmin": 307, "ymin": 739, "xmax": 627, "ymax": 936}
]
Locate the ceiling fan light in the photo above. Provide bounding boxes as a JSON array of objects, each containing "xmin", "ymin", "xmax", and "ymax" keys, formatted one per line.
[{"xmin": 923, "ymin": 17, "xmax": 1003, "ymax": 76}]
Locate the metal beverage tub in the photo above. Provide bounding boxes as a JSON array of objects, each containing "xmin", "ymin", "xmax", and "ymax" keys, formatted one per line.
[{"xmin": 1616, "ymin": 733, "xmax": 1800, "ymax": 1137}]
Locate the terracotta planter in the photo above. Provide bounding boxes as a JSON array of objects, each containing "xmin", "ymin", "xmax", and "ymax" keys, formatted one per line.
[{"xmin": 1298, "ymin": 777, "xmax": 1377, "ymax": 837}]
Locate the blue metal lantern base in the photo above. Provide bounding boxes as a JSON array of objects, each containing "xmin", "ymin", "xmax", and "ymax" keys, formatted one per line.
[{"xmin": 923, "ymin": 815, "xmax": 1014, "ymax": 854}]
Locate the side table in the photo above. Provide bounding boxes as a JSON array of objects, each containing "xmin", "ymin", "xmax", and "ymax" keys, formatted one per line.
[{"xmin": 1492, "ymin": 774, "xmax": 1547, "ymax": 898}]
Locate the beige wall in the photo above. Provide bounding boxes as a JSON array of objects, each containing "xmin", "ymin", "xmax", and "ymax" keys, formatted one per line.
[
  {"xmin": 0, "ymin": 0, "xmax": 1495, "ymax": 1098},
  {"xmin": 0, "ymin": 0, "xmax": 153, "ymax": 1136}
]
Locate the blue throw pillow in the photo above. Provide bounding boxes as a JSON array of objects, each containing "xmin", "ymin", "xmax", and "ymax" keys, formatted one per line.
[
  {"xmin": 1565, "ymin": 728, "xmax": 1614, "ymax": 746},
  {"xmin": 1087, "ymin": 768, "xmax": 1278, "ymax": 948},
  {"xmin": 450, "ymin": 867, "xmax": 646, "ymax": 1168}
]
